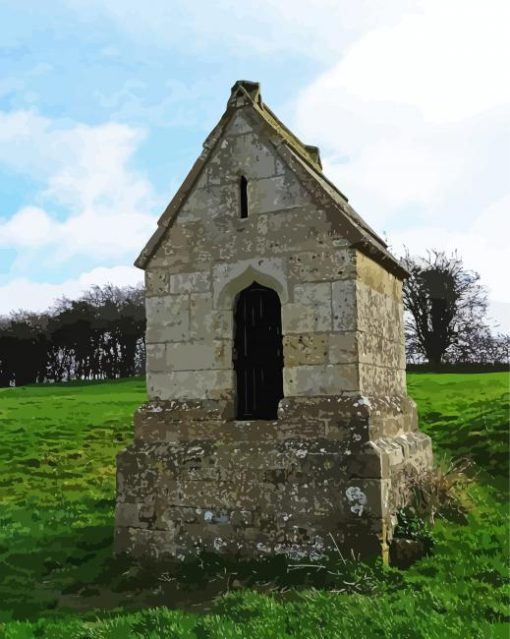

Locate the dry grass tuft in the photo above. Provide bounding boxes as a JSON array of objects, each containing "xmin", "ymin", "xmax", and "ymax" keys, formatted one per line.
[{"xmin": 404, "ymin": 456, "xmax": 477, "ymax": 524}]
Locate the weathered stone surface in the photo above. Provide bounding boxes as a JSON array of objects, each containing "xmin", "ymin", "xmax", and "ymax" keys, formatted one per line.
[
  {"xmin": 148, "ymin": 369, "xmax": 234, "ymax": 401},
  {"xmin": 115, "ymin": 82, "xmax": 433, "ymax": 564},
  {"xmin": 165, "ymin": 340, "xmax": 231, "ymax": 371},
  {"xmin": 332, "ymin": 280, "xmax": 357, "ymax": 331},
  {"xmin": 282, "ymin": 334, "xmax": 328, "ymax": 366},
  {"xmin": 116, "ymin": 392, "xmax": 432, "ymax": 560},
  {"xmin": 146, "ymin": 269, "xmax": 170, "ymax": 297},
  {"xmin": 209, "ymin": 132, "xmax": 280, "ymax": 179},
  {"xmin": 287, "ymin": 249, "xmax": 356, "ymax": 283},
  {"xmin": 170, "ymin": 271, "xmax": 211, "ymax": 294},
  {"xmin": 283, "ymin": 364, "xmax": 359, "ymax": 396},
  {"xmin": 328, "ymin": 332, "xmax": 359, "ymax": 364},
  {"xmin": 146, "ymin": 343, "xmax": 166, "ymax": 373},
  {"xmin": 145, "ymin": 294, "xmax": 189, "ymax": 344},
  {"xmin": 356, "ymin": 251, "xmax": 402, "ymax": 300},
  {"xmin": 249, "ymin": 174, "xmax": 310, "ymax": 213}
]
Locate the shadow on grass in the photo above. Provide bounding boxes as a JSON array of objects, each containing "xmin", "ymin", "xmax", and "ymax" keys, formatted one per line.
[
  {"xmin": 1, "ymin": 518, "xmax": 407, "ymax": 623},
  {"xmin": 419, "ymin": 392, "xmax": 509, "ymax": 485}
]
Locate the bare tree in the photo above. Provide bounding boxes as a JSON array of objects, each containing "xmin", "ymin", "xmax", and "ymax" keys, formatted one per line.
[{"xmin": 402, "ymin": 249, "xmax": 490, "ymax": 370}]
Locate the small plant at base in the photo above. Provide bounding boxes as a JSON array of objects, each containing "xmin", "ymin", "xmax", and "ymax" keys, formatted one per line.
[{"xmin": 393, "ymin": 509, "xmax": 435, "ymax": 554}]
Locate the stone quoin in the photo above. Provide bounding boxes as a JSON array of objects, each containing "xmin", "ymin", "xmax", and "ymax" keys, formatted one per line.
[{"xmin": 114, "ymin": 80, "xmax": 433, "ymax": 563}]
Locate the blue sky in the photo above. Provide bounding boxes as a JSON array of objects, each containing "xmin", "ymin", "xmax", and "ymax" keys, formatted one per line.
[{"xmin": 0, "ymin": 0, "xmax": 508, "ymax": 330}]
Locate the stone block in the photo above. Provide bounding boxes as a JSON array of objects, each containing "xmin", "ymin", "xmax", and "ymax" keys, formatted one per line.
[
  {"xmin": 209, "ymin": 132, "xmax": 279, "ymax": 179},
  {"xmin": 231, "ymin": 509, "xmax": 254, "ymax": 527},
  {"xmin": 357, "ymin": 283, "xmax": 403, "ymax": 341},
  {"xmin": 115, "ymin": 502, "xmax": 145, "ymax": 528},
  {"xmin": 283, "ymin": 333, "xmax": 328, "ymax": 366},
  {"xmin": 276, "ymin": 420, "xmax": 326, "ymax": 440},
  {"xmin": 346, "ymin": 441, "xmax": 390, "ymax": 479},
  {"xmin": 293, "ymin": 281, "xmax": 330, "ymax": 306},
  {"xmin": 278, "ymin": 395, "xmax": 370, "ymax": 421},
  {"xmin": 166, "ymin": 340, "xmax": 231, "ymax": 371},
  {"xmin": 147, "ymin": 369, "xmax": 233, "ymax": 401},
  {"xmin": 376, "ymin": 438, "xmax": 406, "ymax": 467},
  {"xmin": 279, "ymin": 481, "xmax": 340, "ymax": 517},
  {"xmin": 146, "ymin": 343, "xmax": 166, "ymax": 373},
  {"xmin": 145, "ymin": 294, "xmax": 189, "ymax": 343},
  {"xmin": 283, "ymin": 283, "xmax": 332, "ymax": 334},
  {"xmin": 224, "ymin": 111, "xmax": 253, "ymax": 136},
  {"xmin": 180, "ymin": 184, "xmax": 237, "ymax": 220},
  {"xmin": 265, "ymin": 208, "xmax": 332, "ymax": 253},
  {"xmin": 332, "ymin": 280, "xmax": 357, "ymax": 331},
  {"xmin": 146, "ymin": 269, "xmax": 170, "ymax": 296},
  {"xmin": 343, "ymin": 479, "xmax": 391, "ymax": 519},
  {"xmin": 356, "ymin": 251, "xmax": 402, "ymax": 300},
  {"xmin": 359, "ymin": 363, "xmax": 405, "ymax": 396},
  {"xmin": 115, "ymin": 526, "xmax": 172, "ymax": 558},
  {"xmin": 328, "ymin": 332, "xmax": 359, "ymax": 364},
  {"xmin": 169, "ymin": 506, "xmax": 201, "ymax": 524},
  {"xmin": 216, "ymin": 446, "xmax": 279, "ymax": 473},
  {"xmin": 282, "ymin": 303, "xmax": 329, "ymax": 334},
  {"xmin": 170, "ymin": 271, "xmax": 211, "ymax": 294},
  {"xmin": 229, "ymin": 420, "xmax": 279, "ymax": 442},
  {"xmin": 283, "ymin": 364, "xmax": 359, "ymax": 396},
  {"xmin": 249, "ymin": 174, "xmax": 310, "ymax": 213},
  {"xmin": 189, "ymin": 293, "xmax": 215, "ymax": 339},
  {"xmin": 288, "ymin": 249, "xmax": 356, "ymax": 283},
  {"xmin": 135, "ymin": 399, "xmax": 231, "ymax": 422},
  {"xmin": 358, "ymin": 332, "xmax": 399, "ymax": 368}
]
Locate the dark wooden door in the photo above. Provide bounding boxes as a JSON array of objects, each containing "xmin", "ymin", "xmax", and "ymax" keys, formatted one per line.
[{"xmin": 233, "ymin": 282, "xmax": 284, "ymax": 420}]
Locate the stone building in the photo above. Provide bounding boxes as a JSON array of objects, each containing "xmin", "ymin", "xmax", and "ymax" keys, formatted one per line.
[{"xmin": 114, "ymin": 80, "xmax": 433, "ymax": 563}]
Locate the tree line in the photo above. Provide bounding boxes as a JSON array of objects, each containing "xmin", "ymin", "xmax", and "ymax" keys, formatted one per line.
[
  {"xmin": 0, "ymin": 250, "xmax": 508, "ymax": 387},
  {"xmin": 0, "ymin": 284, "xmax": 145, "ymax": 386}
]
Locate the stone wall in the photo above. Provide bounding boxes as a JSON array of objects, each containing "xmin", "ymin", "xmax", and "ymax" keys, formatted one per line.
[
  {"xmin": 114, "ymin": 102, "xmax": 433, "ymax": 564},
  {"xmin": 115, "ymin": 395, "xmax": 432, "ymax": 562},
  {"xmin": 144, "ymin": 108, "xmax": 368, "ymax": 403},
  {"xmin": 356, "ymin": 252, "xmax": 407, "ymax": 396}
]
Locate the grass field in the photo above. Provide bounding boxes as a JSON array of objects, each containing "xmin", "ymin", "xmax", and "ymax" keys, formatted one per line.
[{"xmin": 0, "ymin": 373, "xmax": 508, "ymax": 638}]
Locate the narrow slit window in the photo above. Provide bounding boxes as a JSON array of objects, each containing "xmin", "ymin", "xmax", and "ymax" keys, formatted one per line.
[{"xmin": 240, "ymin": 175, "xmax": 248, "ymax": 218}]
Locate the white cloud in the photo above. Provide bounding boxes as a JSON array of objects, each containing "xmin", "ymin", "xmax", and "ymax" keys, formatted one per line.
[
  {"xmin": 334, "ymin": 0, "xmax": 510, "ymax": 123},
  {"xmin": 0, "ymin": 206, "xmax": 157, "ymax": 261},
  {"xmin": 0, "ymin": 109, "xmax": 160, "ymax": 262},
  {"xmin": 292, "ymin": 2, "xmax": 508, "ymax": 244},
  {"xmin": 0, "ymin": 266, "xmax": 143, "ymax": 316},
  {"xmin": 0, "ymin": 207, "xmax": 54, "ymax": 248}
]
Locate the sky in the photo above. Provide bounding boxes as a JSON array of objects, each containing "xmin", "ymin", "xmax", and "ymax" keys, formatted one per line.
[{"xmin": 0, "ymin": 0, "xmax": 508, "ymax": 331}]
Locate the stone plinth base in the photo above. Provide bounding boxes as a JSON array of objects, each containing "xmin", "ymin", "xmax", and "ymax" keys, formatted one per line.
[{"xmin": 114, "ymin": 395, "xmax": 432, "ymax": 562}]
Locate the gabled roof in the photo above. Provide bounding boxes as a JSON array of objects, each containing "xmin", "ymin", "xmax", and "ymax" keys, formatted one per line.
[{"xmin": 135, "ymin": 80, "xmax": 408, "ymax": 279}]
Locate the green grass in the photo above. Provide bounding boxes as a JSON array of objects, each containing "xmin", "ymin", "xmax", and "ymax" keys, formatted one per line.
[
  {"xmin": 0, "ymin": 373, "xmax": 508, "ymax": 638},
  {"xmin": 407, "ymin": 373, "xmax": 509, "ymax": 486}
]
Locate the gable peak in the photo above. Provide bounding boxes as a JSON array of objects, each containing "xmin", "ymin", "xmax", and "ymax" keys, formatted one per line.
[{"xmin": 228, "ymin": 80, "xmax": 262, "ymax": 108}]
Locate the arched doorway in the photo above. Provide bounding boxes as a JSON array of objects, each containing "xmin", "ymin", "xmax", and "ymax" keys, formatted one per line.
[{"xmin": 233, "ymin": 281, "xmax": 284, "ymax": 420}]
